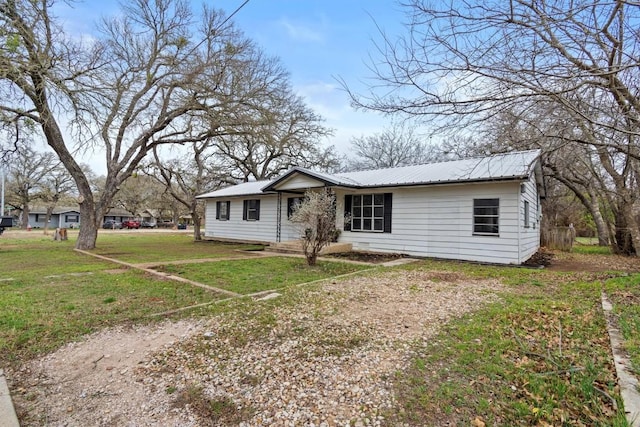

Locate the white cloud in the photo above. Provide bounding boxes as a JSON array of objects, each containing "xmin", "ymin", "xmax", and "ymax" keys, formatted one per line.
[
  {"xmin": 292, "ymin": 80, "xmax": 391, "ymax": 153},
  {"xmin": 278, "ymin": 18, "xmax": 325, "ymax": 43}
]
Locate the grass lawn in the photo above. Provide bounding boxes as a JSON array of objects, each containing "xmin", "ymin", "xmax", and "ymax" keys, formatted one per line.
[
  {"xmin": 388, "ymin": 259, "xmax": 632, "ymax": 426},
  {"xmin": 573, "ymin": 244, "xmax": 613, "ymax": 255},
  {"xmin": 1, "ymin": 230, "xmax": 636, "ymax": 425},
  {"xmin": 0, "ymin": 232, "xmax": 260, "ymax": 364},
  {"xmin": 154, "ymin": 256, "xmax": 372, "ymax": 294},
  {"xmin": 92, "ymin": 232, "xmax": 265, "ymax": 263},
  {"xmin": 575, "ymin": 236, "xmax": 600, "ymax": 245}
]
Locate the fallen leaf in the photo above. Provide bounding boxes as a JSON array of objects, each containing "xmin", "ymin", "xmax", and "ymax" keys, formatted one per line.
[{"xmin": 472, "ymin": 416, "xmax": 486, "ymax": 427}]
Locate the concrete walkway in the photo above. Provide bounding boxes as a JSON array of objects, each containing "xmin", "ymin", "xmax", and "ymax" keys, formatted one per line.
[
  {"xmin": 0, "ymin": 369, "xmax": 20, "ymax": 427},
  {"xmin": 75, "ymin": 249, "xmax": 244, "ymax": 297}
]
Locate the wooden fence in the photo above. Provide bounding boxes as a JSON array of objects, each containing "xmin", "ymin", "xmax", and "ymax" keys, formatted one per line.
[{"xmin": 541, "ymin": 226, "xmax": 576, "ymax": 252}]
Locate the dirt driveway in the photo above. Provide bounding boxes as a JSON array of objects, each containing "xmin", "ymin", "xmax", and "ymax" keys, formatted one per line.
[{"xmin": 11, "ymin": 269, "xmax": 505, "ymax": 426}]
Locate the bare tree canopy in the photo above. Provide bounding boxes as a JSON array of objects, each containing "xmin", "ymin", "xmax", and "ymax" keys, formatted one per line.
[
  {"xmin": 213, "ymin": 87, "xmax": 337, "ymax": 181},
  {"xmin": 346, "ymin": 0, "xmax": 640, "ymax": 256},
  {"xmin": 346, "ymin": 121, "xmax": 440, "ymax": 170},
  {"xmin": 348, "ymin": 0, "xmax": 640, "ymax": 141},
  {"xmin": 3, "ymin": 143, "xmax": 60, "ymax": 228},
  {"xmin": 0, "ymin": 0, "xmax": 331, "ymax": 249},
  {"xmin": 146, "ymin": 141, "xmax": 227, "ymax": 241}
]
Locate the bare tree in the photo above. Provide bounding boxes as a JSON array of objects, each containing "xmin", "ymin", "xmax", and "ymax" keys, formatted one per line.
[
  {"xmin": 348, "ymin": 0, "xmax": 639, "ymax": 141},
  {"xmin": 0, "ymin": 0, "xmax": 296, "ymax": 249},
  {"xmin": 214, "ymin": 90, "xmax": 337, "ymax": 181},
  {"xmin": 39, "ymin": 161, "xmax": 75, "ymax": 234},
  {"xmin": 346, "ymin": 1, "xmax": 640, "ymax": 254},
  {"xmin": 147, "ymin": 142, "xmax": 226, "ymax": 240},
  {"xmin": 479, "ymin": 105, "xmax": 615, "ymax": 247},
  {"xmin": 4, "ymin": 144, "xmax": 58, "ymax": 228},
  {"xmin": 347, "ymin": 121, "xmax": 439, "ymax": 170},
  {"xmin": 289, "ymin": 189, "xmax": 337, "ymax": 266},
  {"xmin": 111, "ymin": 174, "xmax": 159, "ymax": 218}
]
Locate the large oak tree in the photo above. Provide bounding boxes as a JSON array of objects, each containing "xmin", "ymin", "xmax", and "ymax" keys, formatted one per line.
[{"xmin": 1, "ymin": 0, "xmax": 322, "ymax": 249}]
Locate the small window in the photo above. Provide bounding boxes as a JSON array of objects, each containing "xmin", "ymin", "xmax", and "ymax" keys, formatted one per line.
[
  {"xmin": 216, "ymin": 201, "xmax": 230, "ymax": 221},
  {"xmin": 243, "ymin": 199, "xmax": 260, "ymax": 221},
  {"xmin": 524, "ymin": 200, "xmax": 530, "ymax": 228},
  {"xmin": 473, "ymin": 198, "xmax": 499, "ymax": 235},
  {"xmin": 287, "ymin": 197, "xmax": 304, "ymax": 219},
  {"xmin": 65, "ymin": 214, "xmax": 79, "ymax": 223}
]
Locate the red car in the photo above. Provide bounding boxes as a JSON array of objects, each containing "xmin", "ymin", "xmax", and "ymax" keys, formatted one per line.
[{"xmin": 122, "ymin": 219, "xmax": 141, "ymax": 229}]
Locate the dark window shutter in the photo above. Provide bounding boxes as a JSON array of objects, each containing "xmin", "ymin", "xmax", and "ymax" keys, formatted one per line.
[
  {"xmin": 383, "ymin": 193, "xmax": 392, "ymax": 233},
  {"xmin": 255, "ymin": 200, "xmax": 261, "ymax": 220},
  {"xmin": 226, "ymin": 201, "xmax": 230, "ymax": 220},
  {"xmin": 242, "ymin": 200, "xmax": 247, "ymax": 220},
  {"xmin": 344, "ymin": 195, "xmax": 352, "ymax": 231},
  {"xmin": 215, "ymin": 201, "xmax": 220, "ymax": 219}
]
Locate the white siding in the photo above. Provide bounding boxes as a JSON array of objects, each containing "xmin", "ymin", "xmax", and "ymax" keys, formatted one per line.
[
  {"xmin": 203, "ymin": 195, "xmax": 300, "ymax": 243},
  {"xmin": 336, "ymin": 181, "xmax": 530, "ymax": 264},
  {"xmin": 518, "ymin": 172, "xmax": 541, "ymax": 263},
  {"xmin": 202, "ymin": 179, "xmax": 541, "ymax": 264},
  {"xmin": 276, "ymin": 174, "xmax": 325, "ymax": 191},
  {"xmin": 204, "ymin": 196, "xmax": 278, "ymax": 243}
]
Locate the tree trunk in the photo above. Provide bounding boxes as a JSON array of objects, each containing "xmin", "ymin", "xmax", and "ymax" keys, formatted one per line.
[
  {"xmin": 621, "ymin": 202, "xmax": 640, "ymax": 257},
  {"xmin": 306, "ymin": 253, "xmax": 317, "ymax": 266},
  {"xmin": 21, "ymin": 204, "xmax": 30, "ymax": 229},
  {"xmin": 593, "ymin": 210, "xmax": 610, "ymax": 246},
  {"xmin": 43, "ymin": 205, "xmax": 54, "ymax": 235},
  {"xmin": 192, "ymin": 209, "xmax": 202, "ymax": 241},
  {"xmin": 34, "ymin": 79, "xmax": 99, "ymax": 249},
  {"xmin": 76, "ymin": 197, "xmax": 98, "ymax": 250},
  {"xmin": 587, "ymin": 189, "xmax": 609, "ymax": 246}
]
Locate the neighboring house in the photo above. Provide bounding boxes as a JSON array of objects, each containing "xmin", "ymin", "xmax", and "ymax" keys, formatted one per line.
[
  {"xmin": 26, "ymin": 206, "xmax": 137, "ymax": 228},
  {"xmin": 140, "ymin": 209, "xmax": 160, "ymax": 224},
  {"xmin": 197, "ymin": 150, "xmax": 545, "ymax": 265},
  {"xmin": 102, "ymin": 208, "xmax": 136, "ymax": 223},
  {"xmin": 28, "ymin": 207, "xmax": 81, "ymax": 229}
]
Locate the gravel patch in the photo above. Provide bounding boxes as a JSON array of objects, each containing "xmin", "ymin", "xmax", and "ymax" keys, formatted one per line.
[{"xmin": 10, "ymin": 270, "xmax": 506, "ymax": 426}]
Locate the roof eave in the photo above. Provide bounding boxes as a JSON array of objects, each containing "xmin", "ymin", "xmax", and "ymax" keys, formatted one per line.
[
  {"xmin": 261, "ymin": 168, "xmax": 345, "ymax": 192},
  {"xmin": 346, "ymin": 175, "xmax": 529, "ymax": 190},
  {"xmin": 196, "ymin": 190, "xmax": 278, "ymax": 200}
]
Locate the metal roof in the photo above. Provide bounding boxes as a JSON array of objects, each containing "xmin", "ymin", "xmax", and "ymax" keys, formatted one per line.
[
  {"xmin": 28, "ymin": 206, "xmax": 81, "ymax": 215},
  {"xmin": 336, "ymin": 149, "xmax": 540, "ymax": 187},
  {"xmin": 196, "ymin": 180, "xmax": 273, "ymax": 199},
  {"xmin": 196, "ymin": 150, "xmax": 540, "ymax": 198}
]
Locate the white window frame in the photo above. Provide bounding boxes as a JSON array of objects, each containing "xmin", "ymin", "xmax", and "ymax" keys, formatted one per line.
[
  {"xmin": 351, "ymin": 194, "xmax": 385, "ymax": 232},
  {"xmin": 473, "ymin": 198, "xmax": 500, "ymax": 236},
  {"xmin": 244, "ymin": 199, "xmax": 260, "ymax": 221}
]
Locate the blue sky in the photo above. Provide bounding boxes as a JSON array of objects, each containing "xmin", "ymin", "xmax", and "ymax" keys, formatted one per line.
[
  {"xmin": 55, "ymin": 0, "xmax": 410, "ymax": 167},
  {"xmin": 216, "ymin": 0, "xmax": 408, "ymax": 152}
]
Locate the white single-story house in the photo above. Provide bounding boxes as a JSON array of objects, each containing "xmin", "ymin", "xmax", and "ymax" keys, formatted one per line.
[
  {"xmin": 25, "ymin": 206, "xmax": 137, "ymax": 228},
  {"xmin": 197, "ymin": 150, "xmax": 545, "ymax": 265},
  {"xmin": 27, "ymin": 207, "xmax": 81, "ymax": 229}
]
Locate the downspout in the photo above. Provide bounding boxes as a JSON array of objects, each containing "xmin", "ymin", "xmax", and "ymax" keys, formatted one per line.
[{"xmin": 517, "ymin": 182, "xmax": 522, "ymax": 264}]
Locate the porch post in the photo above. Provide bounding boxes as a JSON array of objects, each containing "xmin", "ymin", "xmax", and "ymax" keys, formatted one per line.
[{"xmin": 276, "ymin": 192, "xmax": 282, "ymax": 242}]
